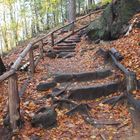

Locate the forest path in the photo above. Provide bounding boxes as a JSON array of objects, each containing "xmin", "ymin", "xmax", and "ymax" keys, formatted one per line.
[{"xmin": 1, "ymin": 10, "xmax": 140, "ymax": 140}]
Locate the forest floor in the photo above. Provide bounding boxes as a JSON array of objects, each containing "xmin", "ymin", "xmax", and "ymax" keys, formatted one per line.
[{"xmin": 0, "ymin": 11, "xmax": 140, "ymax": 140}]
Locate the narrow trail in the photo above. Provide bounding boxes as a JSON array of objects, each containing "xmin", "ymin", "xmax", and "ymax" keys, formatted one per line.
[{"xmin": 1, "ymin": 10, "xmax": 140, "ymax": 140}]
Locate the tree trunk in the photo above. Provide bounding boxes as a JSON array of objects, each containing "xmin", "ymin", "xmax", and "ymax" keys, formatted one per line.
[
  {"xmin": 67, "ymin": 0, "xmax": 76, "ymax": 23},
  {"xmin": 86, "ymin": 0, "xmax": 140, "ymax": 41},
  {"xmin": 0, "ymin": 57, "xmax": 6, "ymax": 75}
]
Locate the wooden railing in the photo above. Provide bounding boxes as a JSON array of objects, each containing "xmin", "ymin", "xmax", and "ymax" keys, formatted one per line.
[{"xmin": 0, "ymin": 9, "xmax": 102, "ymax": 131}]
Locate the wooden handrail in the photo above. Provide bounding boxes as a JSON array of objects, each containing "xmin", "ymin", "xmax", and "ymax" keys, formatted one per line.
[
  {"xmin": 0, "ymin": 8, "xmax": 103, "ymax": 83},
  {"xmin": 0, "ymin": 7, "xmax": 104, "ymax": 131}
]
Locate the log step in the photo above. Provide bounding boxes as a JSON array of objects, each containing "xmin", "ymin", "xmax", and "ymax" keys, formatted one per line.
[
  {"xmin": 54, "ymin": 50, "xmax": 75, "ymax": 53},
  {"xmin": 63, "ymin": 40, "xmax": 80, "ymax": 43},
  {"xmin": 37, "ymin": 82, "xmax": 57, "ymax": 91},
  {"xmin": 54, "ymin": 69, "xmax": 113, "ymax": 83},
  {"xmin": 68, "ymin": 81, "xmax": 123, "ymax": 100},
  {"xmin": 57, "ymin": 43, "xmax": 76, "ymax": 46},
  {"xmin": 53, "ymin": 46, "xmax": 75, "ymax": 50}
]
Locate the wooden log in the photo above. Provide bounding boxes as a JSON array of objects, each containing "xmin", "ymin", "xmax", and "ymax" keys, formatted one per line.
[
  {"xmin": 54, "ymin": 50, "xmax": 75, "ymax": 53},
  {"xmin": 37, "ymin": 81, "xmax": 57, "ymax": 91},
  {"xmin": 39, "ymin": 40, "xmax": 44, "ymax": 59},
  {"xmin": 109, "ymin": 48, "xmax": 124, "ymax": 61},
  {"xmin": 109, "ymin": 53, "xmax": 129, "ymax": 75},
  {"xmin": 0, "ymin": 9, "xmax": 99, "ymax": 83},
  {"xmin": 51, "ymin": 33, "xmax": 54, "ymax": 47},
  {"xmin": 126, "ymin": 93, "xmax": 140, "ymax": 131},
  {"xmin": 63, "ymin": 39, "xmax": 80, "ymax": 43},
  {"xmin": 8, "ymin": 73, "xmax": 20, "ymax": 131},
  {"xmin": 126, "ymin": 71, "xmax": 137, "ymax": 92},
  {"xmin": 11, "ymin": 44, "xmax": 32, "ymax": 70},
  {"xmin": 53, "ymin": 46, "xmax": 75, "ymax": 50},
  {"xmin": 68, "ymin": 81, "xmax": 124, "ymax": 100},
  {"xmin": 54, "ymin": 69, "xmax": 112, "ymax": 83},
  {"xmin": 0, "ymin": 69, "xmax": 15, "ymax": 83},
  {"xmin": 57, "ymin": 43, "xmax": 76, "ymax": 47},
  {"xmin": 29, "ymin": 48, "xmax": 35, "ymax": 74},
  {"xmin": 55, "ymin": 24, "xmax": 89, "ymax": 45}
]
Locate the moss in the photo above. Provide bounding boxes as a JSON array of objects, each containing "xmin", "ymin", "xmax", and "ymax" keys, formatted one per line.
[{"xmin": 87, "ymin": 0, "xmax": 140, "ymax": 41}]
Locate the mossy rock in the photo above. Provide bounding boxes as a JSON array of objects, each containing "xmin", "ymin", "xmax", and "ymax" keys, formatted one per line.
[{"xmin": 87, "ymin": 0, "xmax": 140, "ymax": 41}]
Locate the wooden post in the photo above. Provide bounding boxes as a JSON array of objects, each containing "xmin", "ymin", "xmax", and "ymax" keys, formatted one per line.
[
  {"xmin": 89, "ymin": 13, "xmax": 91, "ymax": 23},
  {"xmin": 29, "ymin": 48, "xmax": 35, "ymax": 74},
  {"xmin": 51, "ymin": 33, "xmax": 54, "ymax": 47},
  {"xmin": 126, "ymin": 71, "xmax": 137, "ymax": 92},
  {"xmin": 40, "ymin": 40, "xmax": 44, "ymax": 59},
  {"xmin": 72, "ymin": 21, "xmax": 75, "ymax": 34},
  {"xmin": 8, "ymin": 73, "xmax": 20, "ymax": 131}
]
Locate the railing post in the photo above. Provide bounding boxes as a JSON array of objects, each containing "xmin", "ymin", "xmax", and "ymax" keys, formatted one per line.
[
  {"xmin": 72, "ymin": 21, "xmax": 75, "ymax": 34},
  {"xmin": 51, "ymin": 32, "xmax": 54, "ymax": 47},
  {"xmin": 40, "ymin": 40, "xmax": 44, "ymax": 59},
  {"xmin": 29, "ymin": 47, "xmax": 35, "ymax": 74},
  {"xmin": 8, "ymin": 73, "xmax": 20, "ymax": 131},
  {"xmin": 89, "ymin": 13, "xmax": 91, "ymax": 23}
]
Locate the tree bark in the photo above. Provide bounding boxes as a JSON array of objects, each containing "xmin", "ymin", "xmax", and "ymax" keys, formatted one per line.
[
  {"xmin": 67, "ymin": 0, "xmax": 76, "ymax": 23},
  {"xmin": 0, "ymin": 57, "xmax": 6, "ymax": 75}
]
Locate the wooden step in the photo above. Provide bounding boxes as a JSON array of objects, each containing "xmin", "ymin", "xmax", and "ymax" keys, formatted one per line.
[
  {"xmin": 53, "ymin": 46, "xmax": 75, "ymax": 50},
  {"xmin": 54, "ymin": 50, "xmax": 75, "ymax": 53},
  {"xmin": 57, "ymin": 43, "xmax": 76, "ymax": 46},
  {"xmin": 63, "ymin": 39, "xmax": 80, "ymax": 43}
]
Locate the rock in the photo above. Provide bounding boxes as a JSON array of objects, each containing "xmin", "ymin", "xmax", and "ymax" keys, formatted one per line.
[
  {"xmin": 31, "ymin": 107, "xmax": 57, "ymax": 129},
  {"xmin": 86, "ymin": 0, "xmax": 140, "ymax": 41}
]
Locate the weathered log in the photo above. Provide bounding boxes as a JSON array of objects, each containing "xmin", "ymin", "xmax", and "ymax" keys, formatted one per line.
[
  {"xmin": 103, "ymin": 94, "xmax": 125, "ymax": 105},
  {"xmin": 57, "ymin": 52, "xmax": 74, "ymax": 58},
  {"xmin": 8, "ymin": 73, "xmax": 21, "ymax": 131},
  {"xmin": 110, "ymin": 53, "xmax": 129, "ymax": 75},
  {"xmin": 126, "ymin": 71, "xmax": 137, "ymax": 92},
  {"xmin": 29, "ymin": 48, "xmax": 35, "ymax": 74},
  {"xmin": 54, "ymin": 50, "xmax": 75, "ymax": 53},
  {"xmin": 127, "ymin": 93, "xmax": 140, "ymax": 131},
  {"xmin": 63, "ymin": 39, "xmax": 80, "ymax": 43},
  {"xmin": 51, "ymin": 33, "xmax": 54, "ymax": 47},
  {"xmin": 66, "ymin": 103, "xmax": 91, "ymax": 116},
  {"xmin": 55, "ymin": 24, "xmax": 89, "ymax": 45},
  {"xmin": 36, "ymin": 81, "xmax": 57, "ymax": 91},
  {"xmin": 68, "ymin": 81, "xmax": 124, "ymax": 100},
  {"xmin": 54, "ymin": 69, "xmax": 112, "ymax": 83},
  {"xmin": 57, "ymin": 43, "xmax": 76, "ymax": 47},
  {"xmin": 109, "ymin": 48, "xmax": 124, "ymax": 61},
  {"xmin": 53, "ymin": 46, "xmax": 75, "ymax": 50}
]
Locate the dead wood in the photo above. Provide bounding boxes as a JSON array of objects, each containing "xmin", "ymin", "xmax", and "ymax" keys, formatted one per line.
[
  {"xmin": 68, "ymin": 81, "xmax": 124, "ymax": 100},
  {"xmin": 109, "ymin": 47, "xmax": 124, "ymax": 61},
  {"xmin": 54, "ymin": 69, "xmax": 112, "ymax": 83},
  {"xmin": 57, "ymin": 43, "xmax": 76, "ymax": 46},
  {"xmin": 53, "ymin": 46, "xmax": 75, "ymax": 50},
  {"xmin": 36, "ymin": 81, "xmax": 57, "ymax": 91},
  {"xmin": 66, "ymin": 103, "xmax": 91, "ymax": 116}
]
